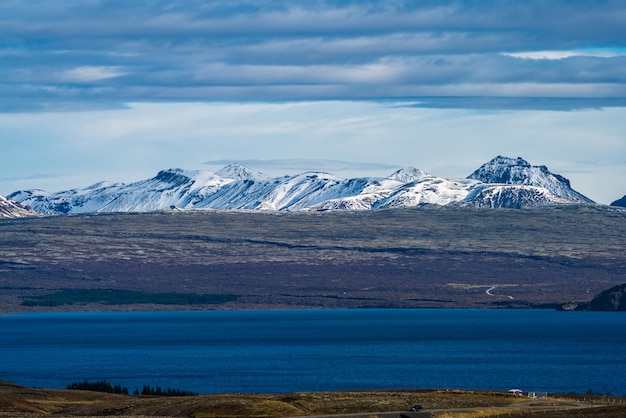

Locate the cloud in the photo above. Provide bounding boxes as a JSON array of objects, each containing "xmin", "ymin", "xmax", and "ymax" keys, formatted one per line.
[
  {"xmin": 503, "ymin": 49, "xmax": 626, "ymax": 60},
  {"xmin": 1, "ymin": 1, "xmax": 626, "ymax": 111},
  {"xmin": 61, "ymin": 66, "xmax": 127, "ymax": 83},
  {"xmin": 398, "ymin": 97, "xmax": 626, "ymax": 111},
  {"xmin": 3, "ymin": 173, "xmax": 63, "ymax": 182}
]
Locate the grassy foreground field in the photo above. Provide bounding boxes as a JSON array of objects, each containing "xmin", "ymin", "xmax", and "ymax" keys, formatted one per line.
[
  {"xmin": 1, "ymin": 380, "xmax": 625, "ymax": 417},
  {"xmin": 1, "ymin": 205, "xmax": 625, "ymax": 311}
]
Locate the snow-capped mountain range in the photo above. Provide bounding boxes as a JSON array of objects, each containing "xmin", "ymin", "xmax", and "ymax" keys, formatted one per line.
[{"xmin": 7, "ymin": 156, "xmax": 594, "ymax": 215}]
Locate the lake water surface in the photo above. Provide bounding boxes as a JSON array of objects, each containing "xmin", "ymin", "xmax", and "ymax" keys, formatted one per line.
[{"xmin": 1, "ymin": 309, "xmax": 625, "ymax": 395}]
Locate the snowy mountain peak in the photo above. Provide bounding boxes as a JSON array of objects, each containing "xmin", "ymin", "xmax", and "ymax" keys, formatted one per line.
[
  {"xmin": 468, "ymin": 156, "xmax": 532, "ymax": 184},
  {"xmin": 467, "ymin": 156, "xmax": 593, "ymax": 203},
  {"xmin": 215, "ymin": 163, "xmax": 268, "ymax": 181},
  {"xmin": 387, "ymin": 167, "xmax": 429, "ymax": 183}
]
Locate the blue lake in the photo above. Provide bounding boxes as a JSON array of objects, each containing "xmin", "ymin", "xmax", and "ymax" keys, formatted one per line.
[{"xmin": 1, "ymin": 309, "xmax": 625, "ymax": 395}]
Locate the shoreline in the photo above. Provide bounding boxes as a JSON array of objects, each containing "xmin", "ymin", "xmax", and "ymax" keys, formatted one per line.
[{"xmin": 2, "ymin": 304, "xmax": 568, "ymax": 316}]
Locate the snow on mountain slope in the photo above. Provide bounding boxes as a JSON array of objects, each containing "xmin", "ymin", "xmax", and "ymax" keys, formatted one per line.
[
  {"xmin": 7, "ymin": 188, "xmax": 73, "ymax": 214},
  {"xmin": 387, "ymin": 167, "xmax": 429, "ymax": 183},
  {"xmin": 253, "ymin": 173, "xmax": 391, "ymax": 211},
  {"xmin": 303, "ymin": 177, "xmax": 406, "ymax": 211},
  {"xmin": 193, "ymin": 171, "xmax": 347, "ymax": 211},
  {"xmin": 374, "ymin": 177, "xmax": 480, "ymax": 209},
  {"xmin": 0, "ymin": 195, "xmax": 37, "ymax": 218},
  {"xmin": 306, "ymin": 193, "xmax": 385, "ymax": 211},
  {"xmin": 460, "ymin": 184, "xmax": 575, "ymax": 209},
  {"xmin": 255, "ymin": 172, "xmax": 344, "ymax": 210},
  {"xmin": 467, "ymin": 156, "xmax": 593, "ymax": 203},
  {"xmin": 215, "ymin": 163, "xmax": 268, "ymax": 181},
  {"xmin": 190, "ymin": 177, "xmax": 278, "ymax": 210},
  {"xmin": 8, "ymin": 156, "xmax": 595, "ymax": 214},
  {"xmin": 9, "ymin": 168, "xmax": 234, "ymax": 214}
]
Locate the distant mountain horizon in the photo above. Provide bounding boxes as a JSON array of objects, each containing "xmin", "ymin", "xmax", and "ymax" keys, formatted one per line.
[{"xmin": 6, "ymin": 156, "xmax": 598, "ymax": 215}]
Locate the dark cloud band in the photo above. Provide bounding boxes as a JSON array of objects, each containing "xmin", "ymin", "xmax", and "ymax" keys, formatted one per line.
[{"xmin": 2, "ymin": 0, "xmax": 626, "ymax": 112}]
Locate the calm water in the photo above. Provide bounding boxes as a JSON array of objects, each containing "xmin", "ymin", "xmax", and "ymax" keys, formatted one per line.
[{"xmin": 1, "ymin": 309, "xmax": 625, "ymax": 395}]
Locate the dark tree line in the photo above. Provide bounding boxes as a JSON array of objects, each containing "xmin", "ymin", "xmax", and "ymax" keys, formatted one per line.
[
  {"xmin": 66, "ymin": 380, "xmax": 128, "ymax": 394},
  {"xmin": 139, "ymin": 385, "xmax": 197, "ymax": 397},
  {"xmin": 66, "ymin": 380, "xmax": 196, "ymax": 397}
]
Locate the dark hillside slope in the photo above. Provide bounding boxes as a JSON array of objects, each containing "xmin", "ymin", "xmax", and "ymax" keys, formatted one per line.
[
  {"xmin": 589, "ymin": 283, "xmax": 626, "ymax": 311},
  {"xmin": 611, "ymin": 195, "xmax": 626, "ymax": 207},
  {"xmin": 0, "ymin": 206, "xmax": 624, "ymax": 311},
  {"xmin": 568, "ymin": 283, "xmax": 626, "ymax": 311}
]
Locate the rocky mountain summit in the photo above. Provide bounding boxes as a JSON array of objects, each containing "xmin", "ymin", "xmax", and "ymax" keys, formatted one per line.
[
  {"xmin": 467, "ymin": 156, "xmax": 593, "ymax": 203},
  {"xmin": 8, "ymin": 156, "xmax": 594, "ymax": 215},
  {"xmin": 215, "ymin": 162, "xmax": 268, "ymax": 181}
]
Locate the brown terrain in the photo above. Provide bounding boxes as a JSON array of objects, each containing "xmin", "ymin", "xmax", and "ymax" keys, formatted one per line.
[
  {"xmin": 2, "ymin": 379, "xmax": 626, "ymax": 417},
  {"xmin": 0, "ymin": 205, "xmax": 625, "ymax": 311}
]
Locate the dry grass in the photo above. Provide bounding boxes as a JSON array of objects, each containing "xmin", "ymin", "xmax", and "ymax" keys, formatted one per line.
[
  {"xmin": 192, "ymin": 399, "xmax": 306, "ymax": 417},
  {"xmin": 9, "ymin": 381, "xmax": 614, "ymax": 418},
  {"xmin": 433, "ymin": 409, "xmax": 518, "ymax": 418}
]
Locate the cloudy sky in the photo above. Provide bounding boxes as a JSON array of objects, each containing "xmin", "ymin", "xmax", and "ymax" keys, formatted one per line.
[{"xmin": 1, "ymin": 0, "xmax": 625, "ymax": 204}]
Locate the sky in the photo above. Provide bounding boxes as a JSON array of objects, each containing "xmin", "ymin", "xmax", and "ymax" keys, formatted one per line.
[{"xmin": 1, "ymin": 1, "xmax": 625, "ymax": 204}]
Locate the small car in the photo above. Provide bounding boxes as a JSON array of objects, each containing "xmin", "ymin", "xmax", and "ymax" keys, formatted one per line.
[{"xmin": 408, "ymin": 404, "xmax": 423, "ymax": 411}]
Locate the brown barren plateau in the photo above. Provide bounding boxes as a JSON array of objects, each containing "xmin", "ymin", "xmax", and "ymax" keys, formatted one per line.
[{"xmin": 0, "ymin": 205, "xmax": 625, "ymax": 311}]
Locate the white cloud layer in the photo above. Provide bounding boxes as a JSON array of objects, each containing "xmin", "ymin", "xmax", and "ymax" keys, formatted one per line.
[
  {"xmin": 61, "ymin": 66, "xmax": 127, "ymax": 83},
  {"xmin": 503, "ymin": 49, "xmax": 626, "ymax": 60}
]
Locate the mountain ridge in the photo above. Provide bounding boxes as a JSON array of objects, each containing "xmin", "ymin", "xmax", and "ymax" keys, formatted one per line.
[{"xmin": 8, "ymin": 156, "xmax": 595, "ymax": 215}]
